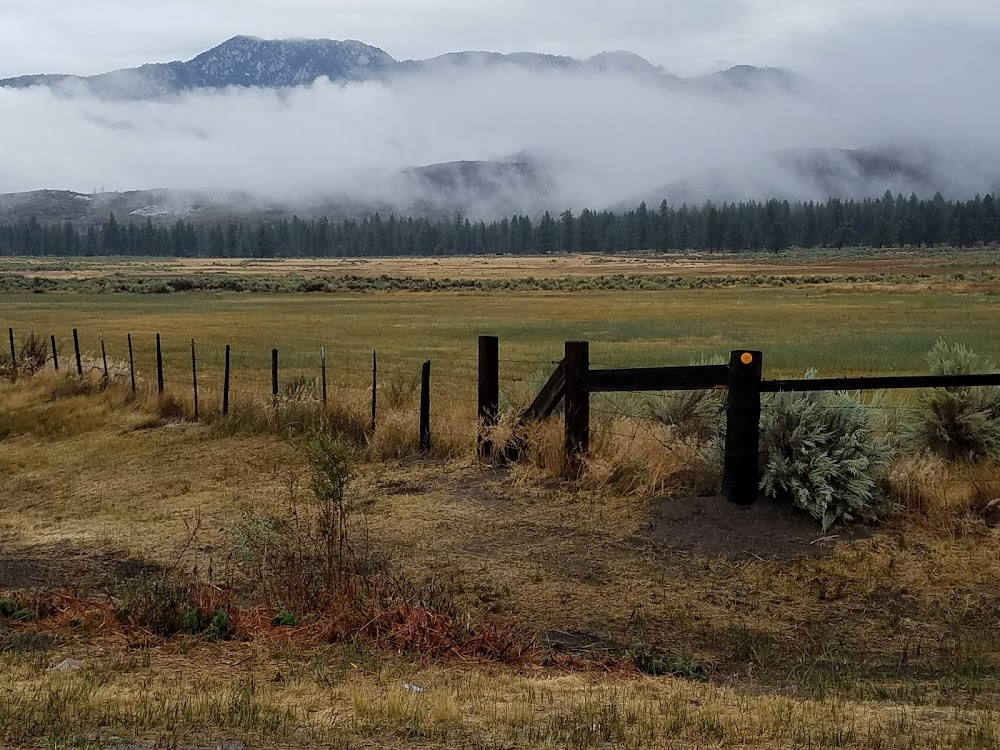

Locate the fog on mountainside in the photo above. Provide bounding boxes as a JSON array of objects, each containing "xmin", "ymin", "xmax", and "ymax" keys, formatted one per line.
[{"xmin": 0, "ymin": 21, "xmax": 998, "ymax": 223}]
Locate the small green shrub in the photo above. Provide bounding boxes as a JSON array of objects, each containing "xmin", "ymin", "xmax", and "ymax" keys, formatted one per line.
[
  {"xmin": 0, "ymin": 598, "xmax": 33, "ymax": 621},
  {"xmin": 116, "ymin": 575, "xmax": 197, "ymax": 636},
  {"xmin": 759, "ymin": 379, "xmax": 894, "ymax": 531},
  {"xmin": 628, "ymin": 647, "xmax": 709, "ymax": 681},
  {"xmin": 231, "ymin": 434, "xmax": 358, "ymax": 611},
  {"xmin": 205, "ymin": 609, "xmax": 233, "ymax": 640},
  {"xmin": 115, "ymin": 574, "xmax": 232, "ymax": 639},
  {"xmin": 272, "ymin": 610, "xmax": 297, "ymax": 627},
  {"xmin": 908, "ymin": 341, "xmax": 1000, "ymax": 461}
]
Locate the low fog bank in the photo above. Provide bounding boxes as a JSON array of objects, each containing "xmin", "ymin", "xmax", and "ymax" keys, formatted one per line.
[{"xmin": 1, "ymin": 20, "xmax": 998, "ymax": 220}]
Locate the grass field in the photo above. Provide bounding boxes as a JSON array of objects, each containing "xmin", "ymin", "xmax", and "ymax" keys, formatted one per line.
[{"xmin": 3, "ymin": 251, "xmax": 1000, "ymax": 749}]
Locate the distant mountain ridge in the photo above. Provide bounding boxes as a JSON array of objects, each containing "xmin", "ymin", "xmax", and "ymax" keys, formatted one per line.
[
  {"xmin": 0, "ymin": 35, "xmax": 801, "ymax": 98},
  {"xmin": 0, "ymin": 158, "xmax": 558, "ymax": 226},
  {"xmin": 628, "ymin": 146, "xmax": 1000, "ymax": 208},
  {"xmin": 5, "ymin": 145, "xmax": 997, "ymax": 228}
]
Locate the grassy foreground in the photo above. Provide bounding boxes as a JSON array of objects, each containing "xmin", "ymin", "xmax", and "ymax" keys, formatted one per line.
[{"xmin": 3, "ymin": 256, "xmax": 1000, "ymax": 748}]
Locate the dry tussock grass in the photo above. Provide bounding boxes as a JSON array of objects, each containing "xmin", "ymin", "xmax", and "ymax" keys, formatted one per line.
[
  {"xmin": 887, "ymin": 454, "xmax": 1000, "ymax": 532},
  {"xmin": 499, "ymin": 415, "xmax": 718, "ymax": 498}
]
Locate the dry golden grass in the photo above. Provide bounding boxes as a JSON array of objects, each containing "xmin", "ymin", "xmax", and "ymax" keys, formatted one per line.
[
  {"xmin": 2, "ymin": 641, "xmax": 999, "ymax": 749},
  {"xmin": 5, "ymin": 246, "xmax": 1000, "ymax": 281},
  {"xmin": 6, "ymin": 355, "xmax": 1000, "ymax": 746},
  {"xmin": 888, "ymin": 454, "xmax": 1000, "ymax": 532}
]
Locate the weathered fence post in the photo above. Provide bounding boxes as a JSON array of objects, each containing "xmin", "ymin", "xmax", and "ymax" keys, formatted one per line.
[
  {"xmin": 420, "ymin": 360, "xmax": 431, "ymax": 453},
  {"xmin": 127, "ymin": 334, "xmax": 136, "ymax": 394},
  {"xmin": 370, "ymin": 350, "xmax": 378, "ymax": 433},
  {"xmin": 50, "ymin": 335, "xmax": 59, "ymax": 372},
  {"xmin": 191, "ymin": 339, "xmax": 199, "ymax": 421},
  {"xmin": 477, "ymin": 335, "xmax": 499, "ymax": 459},
  {"xmin": 7, "ymin": 327, "xmax": 16, "ymax": 382},
  {"xmin": 271, "ymin": 349, "xmax": 279, "ymax": 403},
  {"xmin": 321, "ymin": 346, "xmax": 328, "ymax": 404},
  {"xmin": 100, "ymin": 334, "xmax": 109, "ymax": 385},
  {"xmin": 73, "ymin": 329, "xmax": 83, "ymax": 378},
  {"xmin": 156, "ymin": 334, "xmax": 164, "ymax": 394},
  {"xmin": 564, "ymin": 341, "xmax": 591, "ymax": 472},
  {"xmin": 723, "ymin": 350, "xmax": 763, "ymax": 506},
  {"xmin": 223, "ymin": 345, "xmax": 231, "ymax": 416}
]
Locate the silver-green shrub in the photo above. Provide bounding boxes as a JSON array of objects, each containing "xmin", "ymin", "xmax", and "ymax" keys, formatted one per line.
[
  {"xmin": 759, "ymin": 381, "xmax": 894, "ymax": 531},
  {"xmin": 908, "ymin": 341, "xmax": 1000, "ymax": 461}
]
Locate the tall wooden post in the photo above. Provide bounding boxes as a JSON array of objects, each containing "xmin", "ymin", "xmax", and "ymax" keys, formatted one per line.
[
  {"xmin": 156, "ymin": 334, "xmax": 164, "ymax": 394},
  {"xmin": 191, "ymin": 339, "xmax": 199, "ymax": 421},
  {"xmin": 321, "ymin": 346, "xmax": 328, "ymax": 404},
  {"xmin": 723, "ymin": 350, "xmax": 763, "ymax": 506},
  {"xmin": 50, "ymin": 335, "xmax": 59, "ymax": 372},
  {"xmin": 370, "ymin": 350, "xmax": 378, "ymax": 433},
  {"xmin": 477, "ymin": 335, "xmax": 499, "ymax": 459},
  {"xmin": 100, "ymin": 334, "xmax": 109, "ymax": 385},
  {"xmin": 272, "ymin": 349, "xmax": 279, "ymax": 403},
  {"xmin": 127, "ymin": 334, "xmax": 136, "ymax": 394},
  {"xmin": 564, "ymin": 341, "xmax": 591, "ymax": 472},
  {"xmin": 419, "ymin": 360, "xmax": 432, "ymax": 453},
  {"xmin": 223, "ymin": 345, "xmax": 231, "ymax": 416},
  {"xmin": 7, "ymin": 328, "xmax": 15, "ymax": 382},
  {"xmin": 73, "ymin": 329, "xmax": 83, "ymax": 378}
]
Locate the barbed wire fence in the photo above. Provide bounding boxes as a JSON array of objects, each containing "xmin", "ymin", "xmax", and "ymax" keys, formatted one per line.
[{"xmin": 5, "ymin": 326, "xmax": 1000, "ymax": 508}]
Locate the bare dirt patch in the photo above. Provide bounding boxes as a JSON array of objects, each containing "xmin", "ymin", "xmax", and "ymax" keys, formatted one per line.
[
  {"xmin": 645, "ymin": 494, "xmax": 873, "ymax": 560},
  {"xmin": 0, "ymin": 542, "xmax": 158, "ymax": 592}
]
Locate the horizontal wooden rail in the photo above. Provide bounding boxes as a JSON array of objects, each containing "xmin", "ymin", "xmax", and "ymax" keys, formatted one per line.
[
  {"xmin": 761, "ymin": 373, "xmax": 1000, "ymax": 393},
  {"xmin": 585, "ymin": 364, "xmax": 730, "ymax": 393}
]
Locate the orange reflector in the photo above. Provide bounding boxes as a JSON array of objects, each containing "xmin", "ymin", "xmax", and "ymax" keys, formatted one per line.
[{"xmin": 741, "ymin": 353, "xmax": 754, "ymax": 365}]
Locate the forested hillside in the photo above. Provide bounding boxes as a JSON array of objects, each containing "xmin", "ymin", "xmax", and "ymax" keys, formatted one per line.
[{"xmin": 1, "ymin": 192, "xmax": 997, "ymax": 257}]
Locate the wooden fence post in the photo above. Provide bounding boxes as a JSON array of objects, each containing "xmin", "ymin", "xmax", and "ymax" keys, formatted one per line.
[
  {"xmin": 321, "ymin": 347, "xmax": 328, "ymax": 404},
  {"xmin": 370, "ymin": 350, "xmax": 377, "ymax": 433},
  {"xmin": 477, "ymin": 335, "xmax": 499, "ymax": 459},
  {"xmin": 156, "ymin": 334, "xmax": 164, "ymax": 394},
  {"xmin": 127, "ymin": 334, "xmax": 136, "ymax": 394},
  {"xmin": 100, "ymin": 334, "xmax": 109, "ymax": 385},
  {"xmin": 564, "ymin": 341, "xmax": 591, "ymax": 472},
  {"xmin": 420, "ymin": 360, "xmax": 431, "ymax": 453},
  {"xmin": 191, "ymin": 339, "xmax": 199, "ymax": 421},
  {"xmin": 223, "ymin": 345, "xmax": 231, "ymax": 416},
  {"xmin": 723, "ymin": 350, "xmax": 763, "ymax": 506},
  {"xmin": 7, "ymin": 327, "xmax": 16, "ymax": 382},
  {"xmin": 73, "ymin": 329, "xmax": 83, "ymax": 378},
  {"xmin": 50, "ymin": 335, "xmax": 59, "ymax": 372},
  {"xmin": 272, "ymin": 349, "xmax": 279, "ymax": 403}
]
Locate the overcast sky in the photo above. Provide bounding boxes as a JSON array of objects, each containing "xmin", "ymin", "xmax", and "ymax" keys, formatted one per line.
[{"xmin": 2, "ymin": 0, "xmax": 999, "ymax": 77}]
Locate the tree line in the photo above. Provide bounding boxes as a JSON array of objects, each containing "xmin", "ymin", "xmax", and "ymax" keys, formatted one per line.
[{"xmin": 0, "ymin": 192, "xmax": 998, "ymax": 258}]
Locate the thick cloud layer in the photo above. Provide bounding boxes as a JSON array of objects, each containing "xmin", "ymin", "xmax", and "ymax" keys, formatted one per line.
[
  {"xmin": 3, "ymin": 0, "xmax": 998, "ymax": 79},
  {"xmin": 0, "ymin": 15, "xmax": 998, "ymax": 211}
]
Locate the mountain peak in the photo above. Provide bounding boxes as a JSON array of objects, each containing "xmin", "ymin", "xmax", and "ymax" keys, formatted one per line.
[
  {"xmin": 586, "ymin": 50, "xmax": 663, "ymax": 74},
  {"xmin": 0, "ymin": 37, "xmax": 799, "ymax": 99}
]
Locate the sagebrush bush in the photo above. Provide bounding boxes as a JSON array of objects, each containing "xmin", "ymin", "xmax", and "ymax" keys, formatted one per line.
[
  {"xmin": 759, "ymin": 381, "xmax": 894, "ymax": 531},
  {"xmin": 645, "ymin": 355, "xmax": 727, "ymax": 443},
  {"xmin": 908, "ymin": 341, "xmax": 1000, "ymax": 461}
]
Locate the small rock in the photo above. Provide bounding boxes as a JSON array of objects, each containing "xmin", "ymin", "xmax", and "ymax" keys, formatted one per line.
[{"xmin": 49, "ymin": 658, "xmax": 83, "ymax": 672}]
